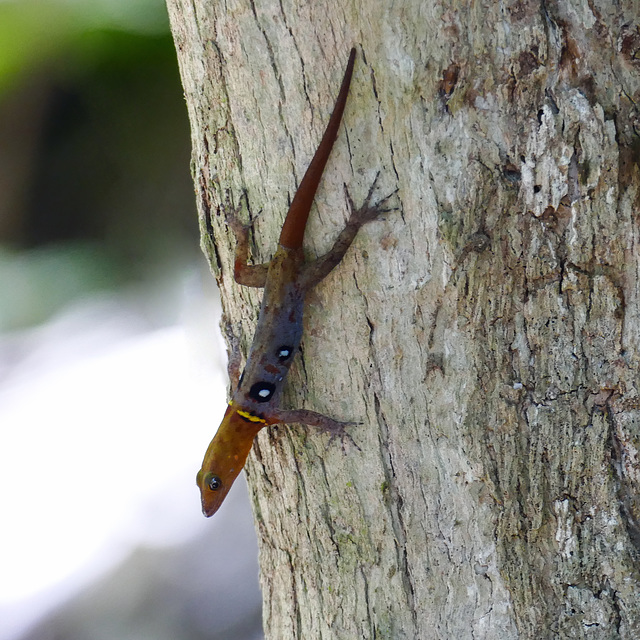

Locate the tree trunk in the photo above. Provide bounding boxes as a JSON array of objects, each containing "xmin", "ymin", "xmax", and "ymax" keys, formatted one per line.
[{"xmin": 166, "ymin": 1, "xmax": 640, "ymax": 637}]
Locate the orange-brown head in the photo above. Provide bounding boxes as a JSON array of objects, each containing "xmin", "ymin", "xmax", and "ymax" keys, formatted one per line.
[{"xmin": 196, "ymin": 404, "xmax": 265, "ymax": 517}]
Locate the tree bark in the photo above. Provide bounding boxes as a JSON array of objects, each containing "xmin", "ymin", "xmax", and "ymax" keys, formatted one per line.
[{"xmin": 166, "ymin": 1, "xmax": 640, "ymax": 637}]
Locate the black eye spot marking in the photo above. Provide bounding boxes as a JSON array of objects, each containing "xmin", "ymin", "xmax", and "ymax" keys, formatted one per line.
[
  {"xmin": 249, "ymin": 381, "xmax": 276, "ymax": 403},
  {"xmin": 207, "ymin": 474, "xmax": 222, "ymax": 491},
  {"xmin": 277, "ymin": 346, "xmax": 292, "ymax": 361}
]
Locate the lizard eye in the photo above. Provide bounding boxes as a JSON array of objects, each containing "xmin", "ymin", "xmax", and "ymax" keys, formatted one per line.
[{"xmin": 207, "ymin": 474, "xmax": 222, "ymax": 491}]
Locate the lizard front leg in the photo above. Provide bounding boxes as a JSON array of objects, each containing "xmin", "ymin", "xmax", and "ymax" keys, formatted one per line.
[
  {"xmin": 300, "ymin": 173, "xmax": 398, "ymax": 289},
  {"xmin": 221, "ymin": 320, "xmax": 244, "ymax": 389},
  {"xmin": 268, "ymin": 407, "xmax": 360, "ymax": 449}
]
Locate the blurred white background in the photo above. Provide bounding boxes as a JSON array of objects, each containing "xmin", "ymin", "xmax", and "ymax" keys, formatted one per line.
[{"xmin": 0, "ymin": 1, "xmax": 262, "ymax": 638}]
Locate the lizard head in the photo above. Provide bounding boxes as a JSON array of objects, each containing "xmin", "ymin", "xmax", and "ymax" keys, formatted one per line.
[{"xmin": 196, "ymin": 404, "xmax": 264, "ymax": 517}]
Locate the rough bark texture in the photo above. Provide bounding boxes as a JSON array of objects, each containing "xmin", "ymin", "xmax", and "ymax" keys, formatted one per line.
[{"xmin": 166, "ymin": 0, "xmax": 640, "ymax": 637}]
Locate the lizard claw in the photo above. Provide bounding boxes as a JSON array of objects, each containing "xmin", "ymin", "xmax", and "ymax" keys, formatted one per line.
[
  {"xmin": 325, "ymin": 421, "xmax": 361, "ymax": 453},
  {"xmin": 343, "ymin": 172, "xmax": 400, "ymax": 226},
  {"xmin": 221, "ymin": 191, "xmax": 249, "ymax": 234}
]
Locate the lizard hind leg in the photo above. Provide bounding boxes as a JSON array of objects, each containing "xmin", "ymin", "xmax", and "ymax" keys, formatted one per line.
[
  {"xmin": 301, "ymin": 172, "xmax": 399, "ymax": 289},
  {"xmin": 343, "ymin": 171, "xmax": 400, "ymax": 227},
  {"xmin": 222, "ymin": 192, "xmax": 269, "ymax": 288}
]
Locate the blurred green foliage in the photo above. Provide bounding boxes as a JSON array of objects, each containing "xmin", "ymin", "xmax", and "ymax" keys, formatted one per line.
[
  {"xmin": 0, "ymin": 0, "xmax": 170, "ymax": 93},
  {"xmin": 0, "ymin": 0, "xmax": 199, "ymax": 331}
]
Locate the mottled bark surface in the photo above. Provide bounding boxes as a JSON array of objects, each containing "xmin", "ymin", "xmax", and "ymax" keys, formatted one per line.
[{"xmin": 167, "ymin": 0, "xmax": 640, "ymax": 637}]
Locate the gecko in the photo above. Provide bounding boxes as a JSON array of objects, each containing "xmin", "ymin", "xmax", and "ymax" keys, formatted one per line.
[{"xmin": 197, "ymin": 47, "xmax": 396, "ymax": 517}]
